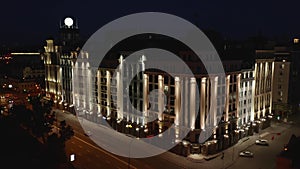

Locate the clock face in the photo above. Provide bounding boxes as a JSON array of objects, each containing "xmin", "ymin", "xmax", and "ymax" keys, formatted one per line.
[{"xmin": 64, "ymin": 17, "xmax": 73, "ymax": 27}]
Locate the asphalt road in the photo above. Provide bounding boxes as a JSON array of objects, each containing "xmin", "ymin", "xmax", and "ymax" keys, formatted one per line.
[
  {"xmin": 55, "ymin": 109, "xmax": 299, "ymax": 169},
  {"xmin": 229, "ymin": 115, "xmax": 300, "ymax": 169},
  {"xmin": 56, "ymin": 110, "xmax": 183, "ymax": 169}
]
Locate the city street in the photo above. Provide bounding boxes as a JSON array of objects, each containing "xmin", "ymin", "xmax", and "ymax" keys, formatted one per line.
[
  {"xmin": 55, "ymin": 109, "xmax": 299, "ymax": 169},
  {"xmin": 228, "ymin": 118, "xmax": 300, "ymax": 169}
]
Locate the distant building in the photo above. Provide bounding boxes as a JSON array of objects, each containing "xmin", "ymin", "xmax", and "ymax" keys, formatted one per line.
[
  {"xmin": 0, "ymin": 52, "xmax": 44, "ymax": 87},
  {"xmin": 289, "ymin": 40, "xmax": 300, "ymax": 113},
  {"xmin": 273, "ymin": 52, "xmax": 291, "ymax": 118},
  {"xmin": 23, "ymin": 66, "xmax": 44, "ymax": 79}
]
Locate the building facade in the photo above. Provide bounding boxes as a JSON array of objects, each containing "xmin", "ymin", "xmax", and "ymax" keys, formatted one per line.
[
  {"xmin": 238, "ymin": 69, "xmax": 255, "ymax": 126},
  {"xmin": 253, "ymin": 55, "xmax": 275, "ymax": 130},
  {"xmin": 71, "ymin": 53, "xmax": 274, "ymax": 156},
  {"xmin": 43, "ymin": 39, "xmax": 63, "ymax": 103},
  {"xmin": 43, "ymin": 16, "xmax": 80, "ymax": 112}
]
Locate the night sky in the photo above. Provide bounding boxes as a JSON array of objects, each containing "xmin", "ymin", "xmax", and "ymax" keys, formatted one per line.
[{"xmin": 1, "ymin": 0, "xmax": 300, "ymax": 47}]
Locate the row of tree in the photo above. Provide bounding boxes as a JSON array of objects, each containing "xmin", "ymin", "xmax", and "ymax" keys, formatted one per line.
[{"xmin": 10, "ymin": 95, "xmax": 75, "ymax": 168}]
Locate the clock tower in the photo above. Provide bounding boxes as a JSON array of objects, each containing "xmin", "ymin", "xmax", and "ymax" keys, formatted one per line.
[{"xmin": 59, "ymin": 16, "xmax": 80, "ymax": 48}]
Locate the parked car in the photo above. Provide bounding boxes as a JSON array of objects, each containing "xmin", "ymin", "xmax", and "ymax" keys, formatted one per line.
[
  {"xmin": 239, "ymin": 151, "xmax": 254, "ymax": 158},
  {"xmin": 255, "ymin": 139, "xmax": 269, "ymax": 146}
]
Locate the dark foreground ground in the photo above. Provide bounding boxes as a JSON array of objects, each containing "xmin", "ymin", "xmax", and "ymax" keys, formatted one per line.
[{"xmin": 0, "ymin": 114, "xmax": 75, "ymax": 169}]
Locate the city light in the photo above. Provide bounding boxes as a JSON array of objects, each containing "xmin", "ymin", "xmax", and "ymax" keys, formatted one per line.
[{"xmin": 70, "ymin": 154, "xmax": 75, "ymax": 162}]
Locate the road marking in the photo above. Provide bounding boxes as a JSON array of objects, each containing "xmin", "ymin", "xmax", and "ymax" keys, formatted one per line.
[{"xmin": 74, "ymin": 136, "xmax": 137, "ymax": 169}]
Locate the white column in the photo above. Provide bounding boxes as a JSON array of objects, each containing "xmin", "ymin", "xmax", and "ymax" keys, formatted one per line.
[
  {"xmin": 143, "ymin": 74, "xmax": 149, "ymax": 125},
  {"xmin": 270, "ymin": 61, "xmax": 275, "ymax": 114},
  {"xmin": 184, "ymin": 77, "xmax": 189, "ymax": 128},
  {"xmin": 251, "ymin": 77, "xmax": 255, "ymax": 121},
  {"xmin": 236, "ymin": 74, "xmax": 241, "ymax": 120},
  {"xmin": 263, "ymin": 62, "xmax": 267, "ymax": 117},
  {"xmin": 117, "ymin": 56, "xmax": 124, "ymax": 120},
  {"xmin": 174, "ymin": 76, "xmax": 181, "ymax": 126},
  {"xmin": 190, "ymin": 77, "xmax": 196, "ymax": 130},
  {"xmin": 225, "ymin": 75, "xmax": 230, "ymax": 122},
  {"xmin": 212, "ymin": 76, "xmax": 218, "ymax": 127},
  {"xmin": 158, "ymin": 75, "xmax": 163, "ymax": 121},
  {"xmin": 200, "ymin": 77, "xmax": 206, "ymax": 130},
  {"xmin": 106, "ymin": 70, "xmax": 111, "ymax": 117}
]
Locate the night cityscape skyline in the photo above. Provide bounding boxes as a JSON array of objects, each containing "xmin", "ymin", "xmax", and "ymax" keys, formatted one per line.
[
  {"xmin": 1, "ymin": 2, "xmax": 300, "ymax": 169},
  {"xmin": 1, "ymin": 1, "xmax": 300, "ymax": 47}
]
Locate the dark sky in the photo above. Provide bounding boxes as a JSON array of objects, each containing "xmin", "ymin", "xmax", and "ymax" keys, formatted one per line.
[{"xmin": 1, "ymin": 0, "xmax": 300, "ymax": 48}]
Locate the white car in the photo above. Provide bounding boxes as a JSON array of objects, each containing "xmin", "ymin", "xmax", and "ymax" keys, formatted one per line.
[
  {"xmin": 255, "ymin": 139, "xmax": 269, "ymax": 146},
  {"xmin": 239, "ymin": 151, "xmax": 254, "ymax": 158}
]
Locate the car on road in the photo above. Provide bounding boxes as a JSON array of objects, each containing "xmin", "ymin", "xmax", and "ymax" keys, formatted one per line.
[
  {"xmin": 255, "ymin": 139, "xmax": 269, "ymax": 146},
  {"xmin": 239, "ymin": 150, "xmax": 254, "ymax": 158}
]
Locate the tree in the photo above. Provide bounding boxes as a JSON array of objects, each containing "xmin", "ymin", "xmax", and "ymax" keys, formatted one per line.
[
  {"xmin": 59, "ymin": 120, "xmax": 74, "ymax": 142},
  {"xmin": 30, "ymin": 97, "xmax": 53, "ymax": 143},
  {"xmin": 44, "ymin": 133, "xmax": 67, "ymax": 169}
]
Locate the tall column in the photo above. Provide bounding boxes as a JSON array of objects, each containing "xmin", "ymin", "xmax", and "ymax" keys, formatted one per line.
[
  {"xmin": 190, "ymin": 77, "xmax": 196, "ymax": 130},
  {"xmin": 200, "ymin": 77, "xmax": 206, "ymax": 130},
  {"xmin": 270, "ymin": 61, "xmax": 275, "ymax": 114},
  {"xmin": 143, "ymin": 74, "xmax": 149, "ymax": 125},
  {"xmin": 225, "ymin": 75, "xmax": 230, "ymax": 122},
  {"xmin": 251, "ymin": 76, "xmax": 255, "ymax": 122},
  {"xmin": 263, "ymin": 62, "xmax": 267, "ymax": 117},
  {"xmin": 184, "ymin": 77, "xmax": 189, "ymax": 128},
  {"xmin": 158, "ymin": 75, "xmax": 164, "ymax": 121},
  {"xmin": 117, "ymin": 55, "xmax": 124, "ymax": 120},
  {"xmin": 106, "ymin": 70, "xmax": 111, "ymax": 117},
  {"xmin": 236, "ymin": 74, "xmax": 241, "ymax": 120},
  {"xmin": 212, "ymin": 76, "xmax": 218, "ymax": 127},
  {"xmin": 174, "ymin": 76, "xmax": 181, "ymax": 126}
]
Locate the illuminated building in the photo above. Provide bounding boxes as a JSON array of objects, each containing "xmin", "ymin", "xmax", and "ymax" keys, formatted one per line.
[
  {"xmin": 238, "ymin": 69, "xmax": 255, "ymax": 125},
  {"xmin": 43, "ymin": 39, "xmax": 63, "ymax": 103},
  {"xmin": 254, "ymin": 50, "xmax": 275, "ymax": 130},
  {"xmin": 43, "ymin": 16, "xmax": 80, "ymax": 111},
  {"xmin": 72, "ymin": 52, "xmax": 248, "ymax": 155},
  {"xmin": 256, "ymin": 47, "xmax": 291, "ymax": 118}
]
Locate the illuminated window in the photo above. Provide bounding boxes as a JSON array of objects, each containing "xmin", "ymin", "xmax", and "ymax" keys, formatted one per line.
[{"xmin": 294, "ymin": 38, "xmax": 299, "ymax": 44}]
